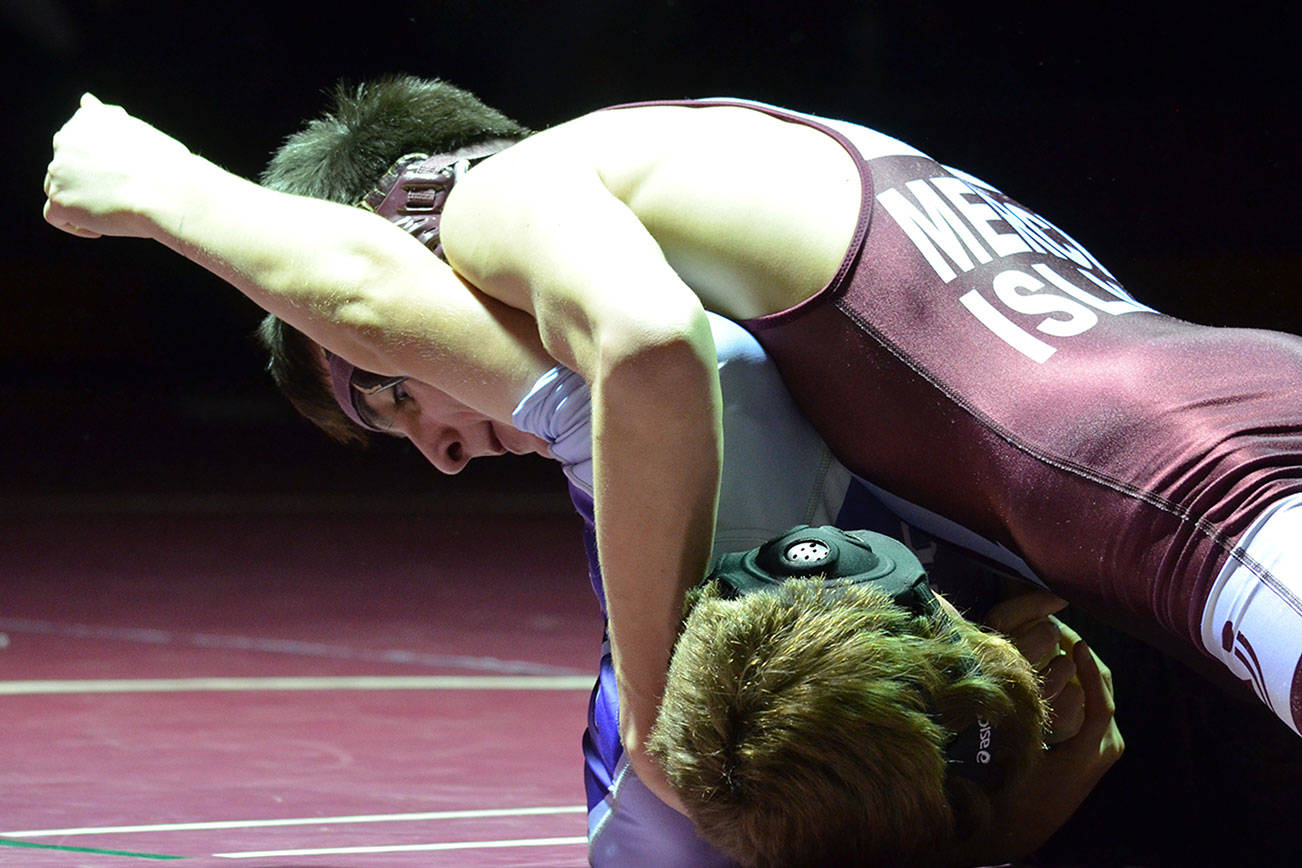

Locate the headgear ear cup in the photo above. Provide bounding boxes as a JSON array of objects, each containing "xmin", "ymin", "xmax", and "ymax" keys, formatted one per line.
[
  {"xmin": 717, "ymin": 525, "xmax": 939, "ymax": 617},
  {"xmin": 945, "ymin": 716, "xmax": 995, "ymax": 782}
]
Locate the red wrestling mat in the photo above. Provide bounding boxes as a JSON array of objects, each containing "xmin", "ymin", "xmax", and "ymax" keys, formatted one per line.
[{"xmin": 0, "ymin": 504, "xmax": 600, "ymax": 865}]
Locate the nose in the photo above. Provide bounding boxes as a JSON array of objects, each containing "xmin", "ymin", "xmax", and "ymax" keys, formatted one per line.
[{"xmin": 408, "ymin": 421, "xmax": 471, "ymax": 475}]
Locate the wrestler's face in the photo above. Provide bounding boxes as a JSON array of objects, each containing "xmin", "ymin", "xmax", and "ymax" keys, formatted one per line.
[{"xmin": 358, "ymin": 377, "xmax": 551, "ymax": 474}]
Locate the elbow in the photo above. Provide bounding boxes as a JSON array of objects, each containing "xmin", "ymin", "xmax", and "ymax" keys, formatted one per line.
[
  {"xmin": 597, "ymin": 308, "xmax": 718, "ymax": 400},
  {"xmin": 595, "ymin": 309, "xmax": 722, "ymax": 440}
]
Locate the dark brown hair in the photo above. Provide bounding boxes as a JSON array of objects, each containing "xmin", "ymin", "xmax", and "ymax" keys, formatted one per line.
[{"xmin": 255, "ymin": 75, "xmax": 531, "ymax": 441}]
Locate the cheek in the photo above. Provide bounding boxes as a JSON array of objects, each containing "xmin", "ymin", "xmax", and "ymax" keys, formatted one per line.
[{"xmin": 412, "ymin": 394, "xmax": 473, "ymax": 432}]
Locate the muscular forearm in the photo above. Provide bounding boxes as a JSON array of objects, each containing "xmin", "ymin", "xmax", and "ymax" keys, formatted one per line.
[
  {"xmin": 44, "ymin": 96, "xmax": 391, "ymax": 356},
  {"xmin": 592, "ymin": 320, "xmax": 723, "ymax": 813}
]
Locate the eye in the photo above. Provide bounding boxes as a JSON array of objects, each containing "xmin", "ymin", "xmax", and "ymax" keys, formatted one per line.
[
  {"xmin": 391, "ymin": 382, "xmax": 412, "ymax": 407},
  {"xmin": 354, "ymin": 378, "xmax": 411, "ymax": 434}
]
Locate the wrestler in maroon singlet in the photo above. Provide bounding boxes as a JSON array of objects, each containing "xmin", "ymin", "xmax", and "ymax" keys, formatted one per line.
[{"xmin": 605, "ymin": 100, "xmax": 1302, "ymax": 729}]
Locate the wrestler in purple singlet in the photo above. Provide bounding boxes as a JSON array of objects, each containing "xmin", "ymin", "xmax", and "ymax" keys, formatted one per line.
[{"xmin": 511, "ymin": 314, "xmax": 992, "ymax": 866}]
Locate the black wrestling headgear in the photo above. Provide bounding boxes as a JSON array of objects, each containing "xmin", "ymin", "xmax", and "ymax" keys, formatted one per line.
[
  {"xmin": 707, "ymin": 525, "xmax": 996, "ymax": 782},
  {"xmin": 711, "ymin": 525, "xmax": 943, "ymax": 618}
]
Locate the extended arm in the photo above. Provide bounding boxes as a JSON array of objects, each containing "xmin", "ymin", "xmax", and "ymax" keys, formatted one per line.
[
  {"xmin": 45, "ymin": 95, "xmax": 721, "ymax": 810},
  {"xmin": 43, "ymin": 94, "xmax": 551, "ymax": 420}
]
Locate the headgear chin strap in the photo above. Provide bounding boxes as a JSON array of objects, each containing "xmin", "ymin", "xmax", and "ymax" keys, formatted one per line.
[
  {"xmin": 707, "ymin": 525, "xmax": 997, "ymax": 782},
  {"xmin": 324, "ymin": 140, "xmax": 516, "ymax": 430}
]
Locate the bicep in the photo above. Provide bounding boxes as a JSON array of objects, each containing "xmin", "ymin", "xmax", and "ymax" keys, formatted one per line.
[
  {"xmin": 440, "ymin": 150, "xmax": 710, "ymax": 378},
  {"xmin": 297, "ymin": 217, "xmax": 557, "ymax": 421}
]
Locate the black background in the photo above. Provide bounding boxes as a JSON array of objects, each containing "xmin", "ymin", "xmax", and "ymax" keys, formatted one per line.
[
  {"xmin": 3, "ymin": 1, "xmax": 1297, "ymax": 499},
  {"xmin": 2, "ymin": 2, "xmax": 1299, "ymax": 862}
]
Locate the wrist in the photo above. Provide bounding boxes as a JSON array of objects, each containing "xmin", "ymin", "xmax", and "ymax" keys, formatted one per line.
[{"xmin": 141, "ymin": 152, "xmax": 232, "ymax": 243}]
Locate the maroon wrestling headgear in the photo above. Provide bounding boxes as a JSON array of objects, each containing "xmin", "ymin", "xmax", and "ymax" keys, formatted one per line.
[
  {"xmin": 323, "ymin": 350, "xmax": 407, "ymax": 432},
  {"xmin": 324, "ymin": 140, "xmax": 515, "ymax": 431}
]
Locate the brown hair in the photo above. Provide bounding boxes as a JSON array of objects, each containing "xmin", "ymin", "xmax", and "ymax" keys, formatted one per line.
[
  {"xmin": 647, "ymin": 580, "xmax": 1046, "ymax": 867},
  {"xmin": 254, "ymin": 314, "xmax": 366, "ymax": 446},
  {"xmin": 260, "ymin": 75, "xmax": 531, "ymax": 206},
  {"xmin": 254, "ymin": 75, "xmax": 532, "ymax": 441}
]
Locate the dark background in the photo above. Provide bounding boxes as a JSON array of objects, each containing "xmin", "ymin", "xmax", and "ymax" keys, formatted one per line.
[
  {"xmin": 2, "ymin": 2, "xmax": 1299, "ymax": 862},
  {"xmin": 2, "ymin": 1, "xmax": 1297, "ymax": 501}
]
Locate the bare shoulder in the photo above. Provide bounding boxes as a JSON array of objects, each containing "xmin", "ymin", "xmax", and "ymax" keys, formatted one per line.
[{"xmin": 443, "ymin": 104, "xmax": 862, "ymax": 320}]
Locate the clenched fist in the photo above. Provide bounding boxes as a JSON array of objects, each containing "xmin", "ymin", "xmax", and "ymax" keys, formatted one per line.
[{"xmin": 43, "ymin": 93, "xmax": 194, "ymax": 239}]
